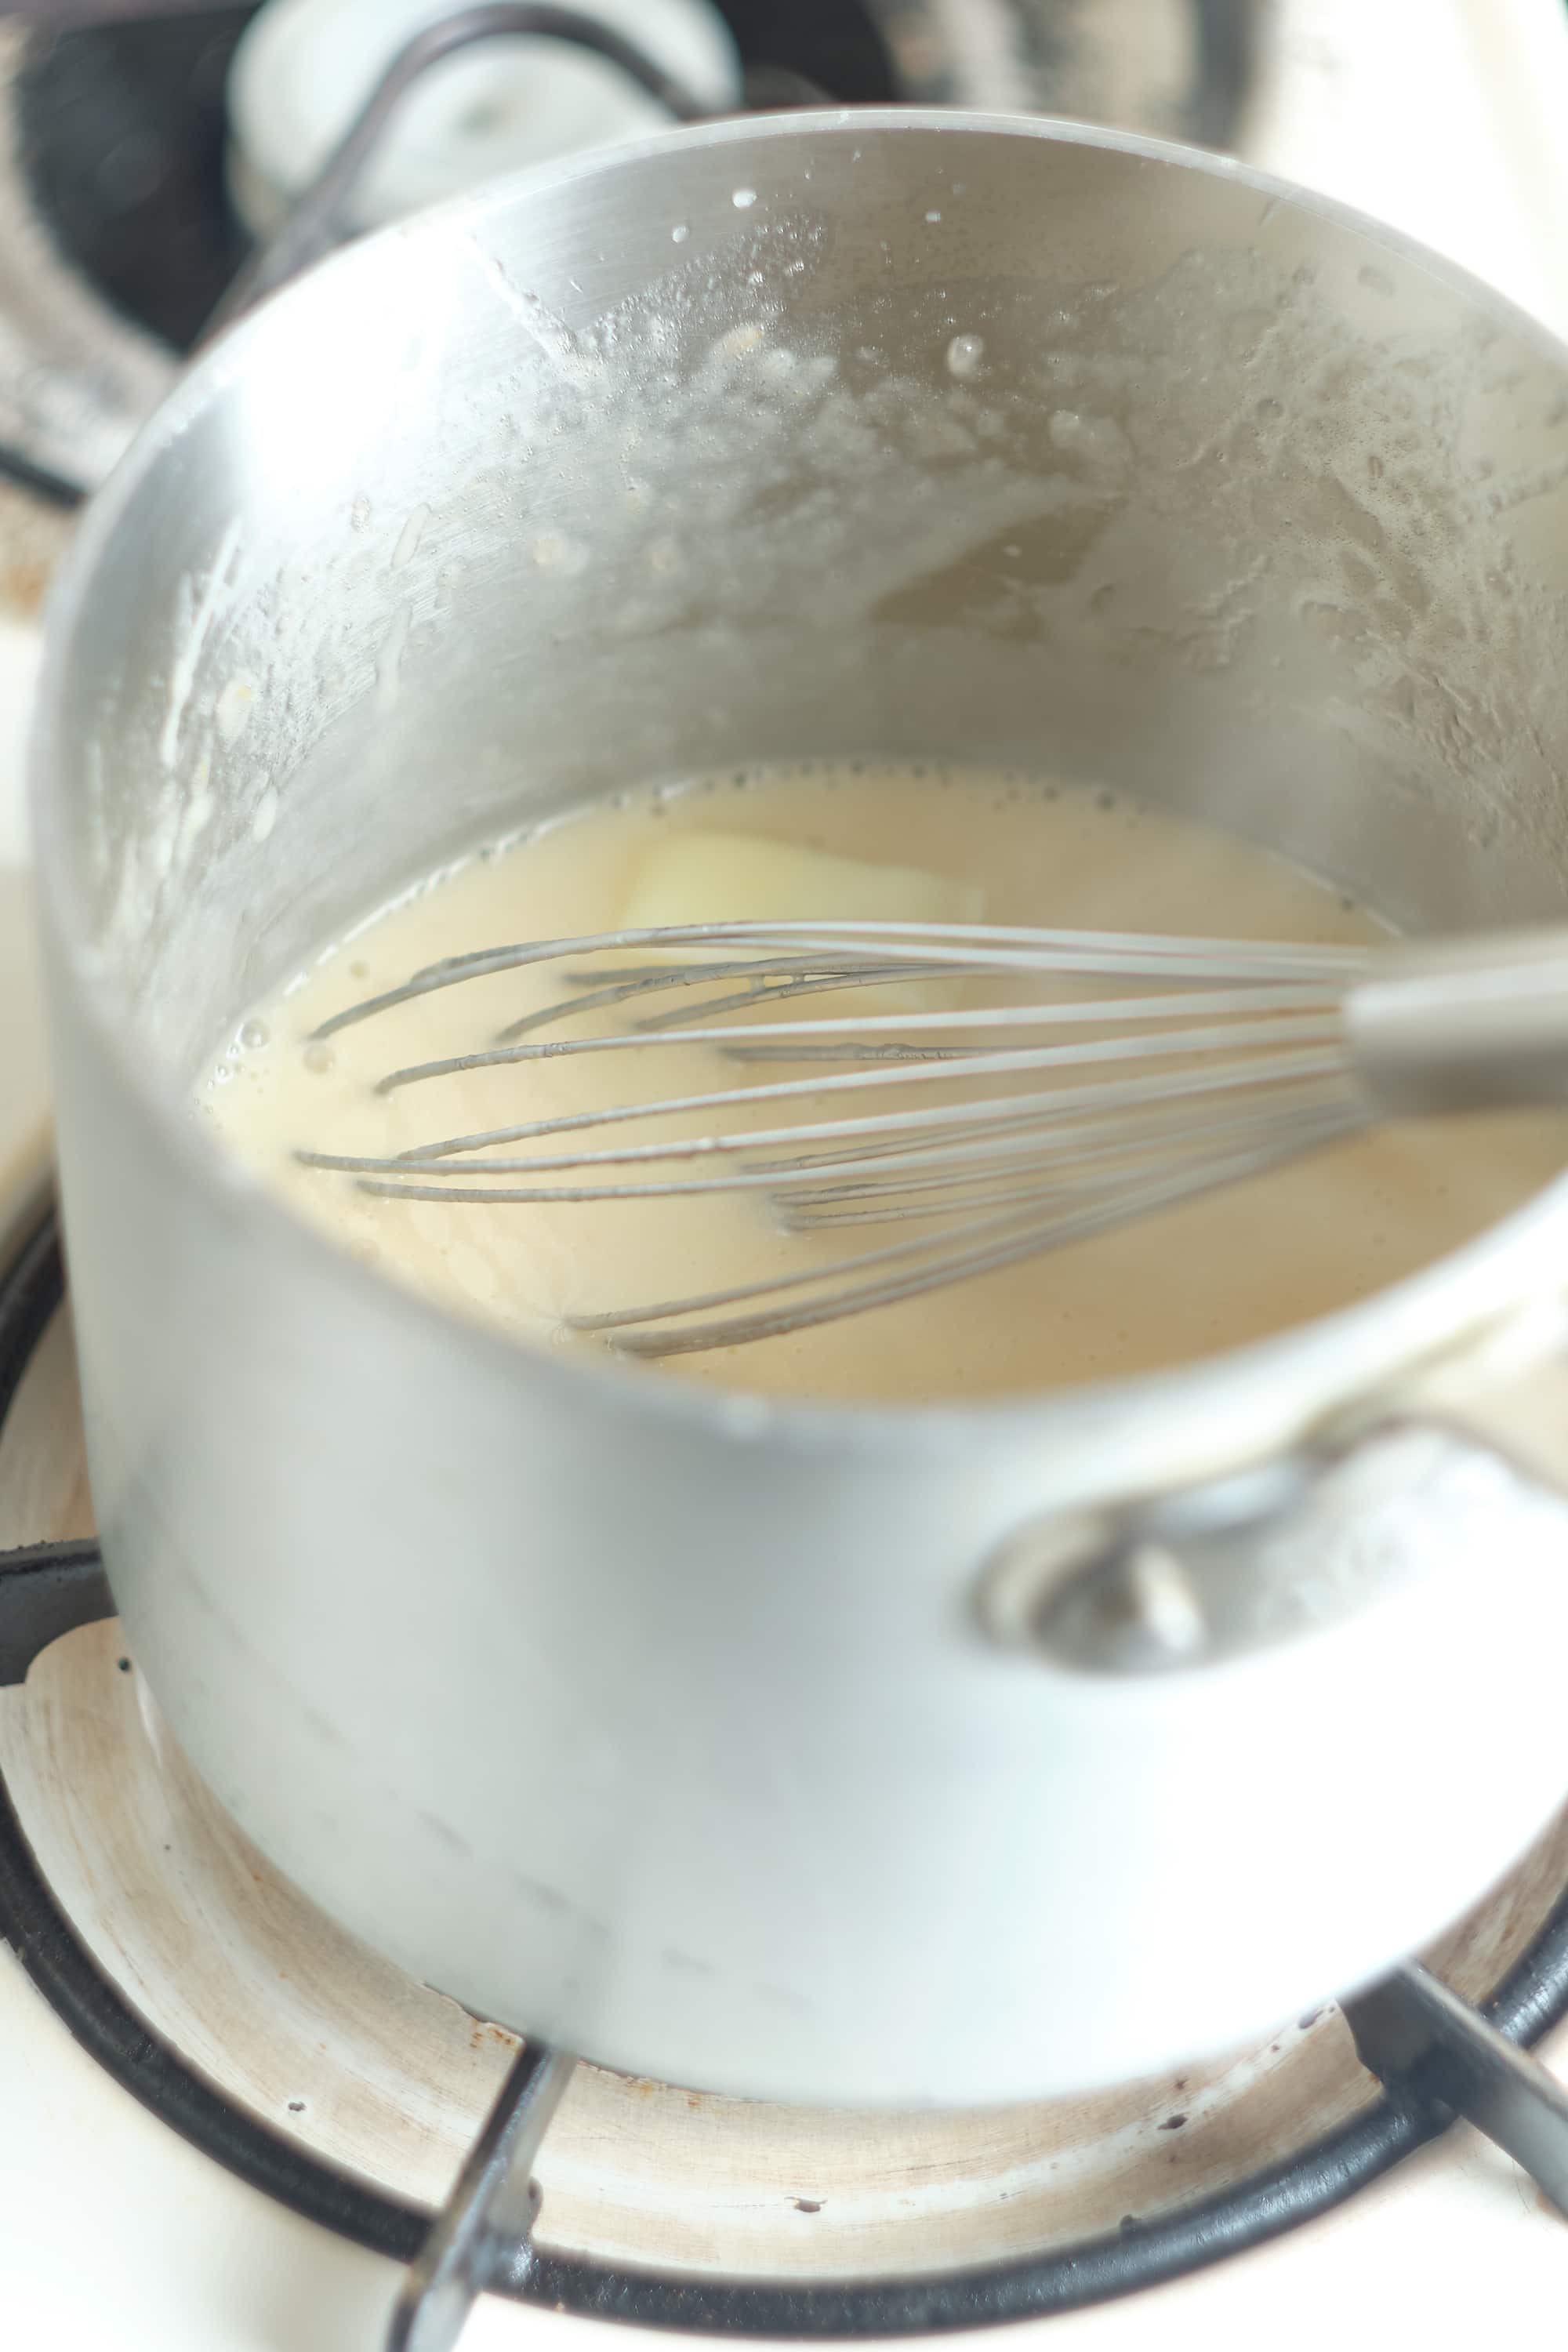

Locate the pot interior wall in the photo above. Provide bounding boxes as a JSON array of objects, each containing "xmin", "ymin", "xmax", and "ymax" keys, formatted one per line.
[{"xmin": 44, "ymin": 120, "xmax": 1568, "ymax": 1083}]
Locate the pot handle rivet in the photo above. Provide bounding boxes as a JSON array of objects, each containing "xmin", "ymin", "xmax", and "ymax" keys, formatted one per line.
[{"xmin": 977, "ymin": 1514, "xmax": 1210, "ymax": 1675}]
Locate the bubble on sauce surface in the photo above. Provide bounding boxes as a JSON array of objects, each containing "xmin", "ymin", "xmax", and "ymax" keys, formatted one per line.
[{"xmin": 239, "ymin": 1019, "xmax": 270, "ymax": 1050}]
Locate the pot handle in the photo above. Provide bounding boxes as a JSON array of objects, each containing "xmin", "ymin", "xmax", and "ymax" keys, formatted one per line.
[{"xmin": 977, "ymin": 1298, "xmax": 1568, "ymax": 1678}]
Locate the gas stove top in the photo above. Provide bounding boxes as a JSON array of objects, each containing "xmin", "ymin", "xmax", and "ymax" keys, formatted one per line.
[
  {"xmin": 6, "ymin": 5, "xmax": 1568, "ymax": 2348},
  {"xmin": 0, "ymin": 0, "xmax": 1258, "ymax": 502}
]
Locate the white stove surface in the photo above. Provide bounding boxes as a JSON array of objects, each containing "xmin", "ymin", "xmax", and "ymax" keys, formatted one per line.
[
  {"xmin": 6, "ymin": 2, "xmax": 1568, "ymax": 2345},
  {"xmin": 3, "ymin": 1923, "xmax": 1566, "ymax": 2352}
]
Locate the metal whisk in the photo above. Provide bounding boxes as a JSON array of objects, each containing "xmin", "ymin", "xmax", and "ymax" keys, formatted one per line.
[{"xmin": 298, "ymin": 920, "xmax": 1568, "ymax": 1355}]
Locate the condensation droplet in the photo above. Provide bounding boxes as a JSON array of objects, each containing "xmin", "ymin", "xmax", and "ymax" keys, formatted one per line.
[
  {"xmin": 731, "ymin": 187, "xmax": 757, "ymax": 210},
  {"xmin": 531, "ymin": 532, "xmax": 588, "ymax": 575},
  {"xmin": 670, "ymin": 223, "xmax": 688, "ymax": 243},
  {"xmin": 252, "ymin": 786, "xmax": 278, "ymax": 844},
  {"xmin": 391, "ymin": 503, "xmax": 429, "ymax": 572},
  {"xmin": 239, "ymin": 1019, "xmax": 270, "ymax": 1051},
  {"xmin": 216, "ymin": 674, "xmax": 256, "ymax": 746},
  {"xmin": 946, "ymin": 333, "xmax": 985, "ymax": 381},
  {"xmin": 709, "ymin": 322, "xmax": 764, "ymax": 365},
  {"xmin": 925, "ymin": 209, "xmax": 942, "ymax": 223}
]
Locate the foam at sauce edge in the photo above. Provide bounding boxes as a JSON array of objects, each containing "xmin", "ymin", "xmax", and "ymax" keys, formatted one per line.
[{"xmin": 198, "ymin": 764, "xmax": 1568, "ymax": 1406}]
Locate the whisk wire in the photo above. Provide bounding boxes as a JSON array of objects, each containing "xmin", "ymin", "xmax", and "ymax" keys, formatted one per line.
[
  {"xmin": 308, "ymin": 919, "xmax": 1374, "ymax": 1041},
  {"xmin": 595, "ymin": 1112, "xmax": 1361, "ymax": 1356},
  {"xmin": 296, "ymin": 919, "xmax": 1396, "ymax": 1353},
  {"xmin": 299, "ymin": 1047, "xmax": 1351, "ymax": 1190}
]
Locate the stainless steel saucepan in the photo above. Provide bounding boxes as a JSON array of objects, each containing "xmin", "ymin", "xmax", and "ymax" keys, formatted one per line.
[{"xmin": 30, "ymin": 112, "xmax": 1568, "ymax": 2106}]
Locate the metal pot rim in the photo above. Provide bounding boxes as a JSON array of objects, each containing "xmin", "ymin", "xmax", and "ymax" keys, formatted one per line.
[{"xmin": 33, "ymin": 106, "xmax": 1568, "ymax": 1468}]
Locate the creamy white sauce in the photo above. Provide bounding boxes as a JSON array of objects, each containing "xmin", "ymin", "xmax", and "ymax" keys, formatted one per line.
[{"xmin": 200, "ymin": 764, "xmax": 1568, "ymax": 1405}]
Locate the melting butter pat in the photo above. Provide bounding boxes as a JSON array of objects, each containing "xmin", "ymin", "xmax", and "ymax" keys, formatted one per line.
[{"xmin": 621, "ymin": 829, "xmax": 984, "ymax": 933}]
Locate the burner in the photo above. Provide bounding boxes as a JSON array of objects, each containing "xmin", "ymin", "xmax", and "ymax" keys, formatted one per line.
[
  {"xmin": 4, "ymin": 1210, "xmax": 1568, "ymax": 2337},
  {"xmin": 16, "ymin": 7, "xmax": 253, "ymax": 352},
  {"xmin": 13, "ymin": 3, "xmax": 893, "ymax": 346},
  {"xmin": 0, "ymin": 2, "xmax": 1256, "ymax": 501}
]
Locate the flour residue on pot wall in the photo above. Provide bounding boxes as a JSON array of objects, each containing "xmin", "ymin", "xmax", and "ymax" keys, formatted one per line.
[{"xmin": 67, "ymin": 164, "xmax": 1568, "ymax": 1095}]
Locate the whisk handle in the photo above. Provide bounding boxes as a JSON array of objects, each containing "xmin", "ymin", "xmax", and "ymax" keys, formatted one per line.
[{"xmin": 1344, "ymin": 927, "xmax": 1568, "ymax": 1116}]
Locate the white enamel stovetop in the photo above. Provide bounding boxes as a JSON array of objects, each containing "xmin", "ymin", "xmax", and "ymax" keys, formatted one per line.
[{"xmin": 6, "ymin": 4, "xmax": 1568, "ymax": 2347}]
